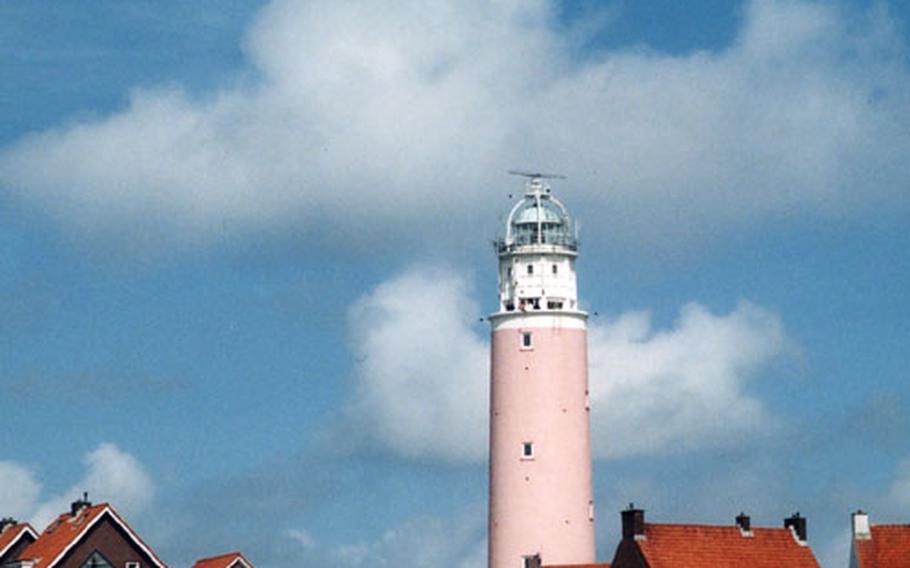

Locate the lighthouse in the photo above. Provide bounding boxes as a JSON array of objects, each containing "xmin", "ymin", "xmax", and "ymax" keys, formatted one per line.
[{"xmin": 488, "ymin": 173, "xmax": 596, "ymax": 568}]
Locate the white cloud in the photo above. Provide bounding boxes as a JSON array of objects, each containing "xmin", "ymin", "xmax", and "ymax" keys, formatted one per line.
[
  {"xmin": 0, "ymin": 443, "xmax": 155, "ymax": 530},
  {"xmin": 0, "ymin": 462, "xmax": 41, "ymax": 519},
  {"xmin": 344, "ymin": 267, "xmax": 787, "ymax": 462},
  {"xmin": 327, "ymin": 506, "xmax": 486, "ymax": 568},
  {"xmin": 588, "ymin": 301, "xmax": 785, "ymax": 458},
  {"xmin": 287, "ymin": 528, "xmax": 317, "ymax": 550},
  {"xmin": 0, "ymin": 0, "xmax": 907, "ymax": 248},
  {"xmin": 284, "ymin": 506, "xmax": 485, "ymax": 568},
  {"xmin": 889, "ymin": 457, "xmax": 910, "ymax": 506},
  {"xmin": 345, "ymin": 266, "xmax": 488, "ymax": 462}
]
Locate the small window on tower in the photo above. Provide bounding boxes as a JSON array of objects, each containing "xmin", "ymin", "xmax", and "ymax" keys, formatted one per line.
[
  {"xmin": 522, "ymin": 554, "xmax": 541, "ymax": 568},
  {"xmin": 552, "ymin": 264, "xmax": 558, "ymax": 275},
  {"xmin": 522, "ymin": 442, "xmax": 534, "ymax": 459},
  {"xmin": 527, "ymin": 264, "xmax": 534, "ymax": 275},
  {"xmin": 521, "ymin": 332, "xmax": 533, "ymax": 349}
]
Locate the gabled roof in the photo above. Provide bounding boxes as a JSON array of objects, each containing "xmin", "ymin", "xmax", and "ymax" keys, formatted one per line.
[
  {"xmin": 18, "ymin": 504, "xmax": 167, "ymax": 568},
  {"xmin": 854, "ymin": 525, "xmax": 910, "ymax": 568},
  {"xmin": 633, "ymin": 523, "xmax": 820, "ymax": 568},
  {"xmin": 0, "ymin": 523, "xmax": 38, "ymax": 558},
  {"xmin": 191, "ymin": 551, "xmax": 253, "ymax": 568}
]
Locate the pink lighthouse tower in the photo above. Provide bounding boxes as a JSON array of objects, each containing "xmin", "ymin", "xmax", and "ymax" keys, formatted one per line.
[{"xmin": 488, "ymin": 173, "xmax": 596, "ymax": 568}]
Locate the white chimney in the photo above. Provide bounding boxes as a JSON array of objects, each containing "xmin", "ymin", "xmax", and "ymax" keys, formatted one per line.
[{"xmin": 852, "ymin": 510, "xmax": 871, "ymax": 540}]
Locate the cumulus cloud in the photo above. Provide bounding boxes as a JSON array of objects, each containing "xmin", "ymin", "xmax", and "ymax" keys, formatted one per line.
[
  {"xmin": 0, "ymin": 443, "xmax": 154, "ymax": 530},
  {"xmin": 317, "ymin": 506, "xmax": 486, "ymax": 568},
  {"xmin": 588, "ymin": 301, "xmax": 785, "ymax": 457},
  {"xmin": 1, "ymin": 0, "xmax": 907, "ymax": 247},
  {"xmin": 345, "ymin": 267, "xmax": 489, "ymax": 462},
  {"xmin": 344, "ymin": 267, "xmax": 787, "ymax": 462},
  {"xmin": 0, "ymin": 462, "xmax": 42, "ymax": 519}
]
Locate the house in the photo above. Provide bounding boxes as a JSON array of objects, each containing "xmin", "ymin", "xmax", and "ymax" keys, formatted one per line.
[
  {"xmin": 0, "ymin": 519, "xmax": 38, "ymax": 567},
  {"xmin": 850, "ymin": 510, "xmax": 910, "ymax": 568},
  {"xmin": 6, "ymin": 495, "xmax": 167, "ymax": 568},
  {"xmin": 189, "ymin": 552, "xmax": 253, "ymax": 568},
  {"xmin": 0, "ymin": 495, "xmax": 255, "ymax": 568},
  {"xmin": 606, "ymin": 506, "xmax": 821, "ymax": 568}
]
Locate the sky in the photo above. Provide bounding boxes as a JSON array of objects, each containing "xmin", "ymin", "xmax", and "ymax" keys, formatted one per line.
[{"xmin": 0, "ymin": 1, "xmax": 909, "ymax": 567}]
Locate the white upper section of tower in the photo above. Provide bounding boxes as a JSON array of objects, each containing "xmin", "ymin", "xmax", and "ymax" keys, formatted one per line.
[{"xmin": 493, "ymin": 175, "xmax": 584, "ymax": 318}]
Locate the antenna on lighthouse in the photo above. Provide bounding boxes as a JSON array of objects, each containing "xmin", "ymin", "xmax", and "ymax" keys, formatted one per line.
[{"xmin": 507, "ymin": 170, "xmax": 566, "ymax": 180}]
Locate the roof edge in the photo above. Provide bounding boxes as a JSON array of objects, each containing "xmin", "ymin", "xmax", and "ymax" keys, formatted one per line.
[
  {"xmin": 43, "ymin": 505, "xmax": 167, "ymax": 568},
  {"xmin": 0, "ymin": 525, "xmax": 39, "ymax": 559}
]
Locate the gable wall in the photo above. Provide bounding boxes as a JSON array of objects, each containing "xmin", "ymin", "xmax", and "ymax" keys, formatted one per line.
[
  {"xmin": 56, "ymin": 517, "xmax": 159, "ymax": 568},
  {"xmin": 610, "ymin": 539, "xmax": 649, "ymax": 568},
  {"xmin": 1, "ymin": 534, "xmax": 37, "ymax": 566}
]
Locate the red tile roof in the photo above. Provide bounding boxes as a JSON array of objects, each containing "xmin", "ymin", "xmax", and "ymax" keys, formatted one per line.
[
  {"xmin": 854, "ymin": 525, "xmax": 910, "ymax": 568},
  {"xmin": 18, "ymin": 503, "xmax": 166, "ymax": 568},
  {"xmin": 634, "ymin": 523, "xmax": 820, "ymax": 568},
  {"xmin": 0, "ymin": 523, "xmax": 37, "ymax": 558},
  {"xmin": 191, "ymin": 552, "xmax": 253, "ymax": 568}
]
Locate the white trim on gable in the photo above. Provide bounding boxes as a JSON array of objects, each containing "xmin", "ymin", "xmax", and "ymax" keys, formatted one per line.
[
  {"xmin": 0, "ymin": 526, "xmax": 38, "ymax": 559},
  {"xmin": 45, "ymin": 507, "xmax": 166, "ymax": 568},
  {"xmin": 228, "ymin": 558, "xmax": 251, "ymax": 568}
]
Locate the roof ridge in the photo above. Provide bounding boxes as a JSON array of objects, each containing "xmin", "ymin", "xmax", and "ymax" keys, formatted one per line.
[
  {"xmin": 195, "ymin": 552, "xmax": 244, "ymax": 561},
  {"xmin": 646, "ymin": 522, "xmax": 787, "ymax": 530}
]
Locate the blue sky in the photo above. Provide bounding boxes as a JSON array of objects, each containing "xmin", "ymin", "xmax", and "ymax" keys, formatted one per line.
[{"xmin": 1, "ymin": 1, "xmax": 909, "ymax": 567}]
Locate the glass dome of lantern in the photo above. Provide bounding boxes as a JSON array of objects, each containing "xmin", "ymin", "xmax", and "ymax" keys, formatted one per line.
[{"xmin": 498, "ymin": 173, "xmax": 577, "ymax": 253}]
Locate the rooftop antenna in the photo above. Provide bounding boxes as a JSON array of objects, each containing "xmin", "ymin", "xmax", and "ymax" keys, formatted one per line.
[
  {"xmin": 508, "ymin": 170, "xmax": 566, "ymax": 197},
  {"xmin": 507, "ymin": 170, "xmax": 566, "ymax": 180}
]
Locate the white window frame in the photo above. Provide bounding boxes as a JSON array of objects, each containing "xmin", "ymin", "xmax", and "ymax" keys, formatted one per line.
[
  {"xmin": 521, "ymin": 441, "xmax": 534, "ymax": 460},
  {"xmin": 126, "ymin": 563, "xmax": 140, "ymax": 568},
  {"xmin": 520, "ymin": 331, "xmax": 533, "ymax": 350}
]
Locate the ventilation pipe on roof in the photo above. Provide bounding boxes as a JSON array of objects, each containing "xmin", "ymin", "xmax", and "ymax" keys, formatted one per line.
[
  {"xmin": 0, "ymin": 518, "xmax": 16, "ymax": 533},
  {"xmin": 852, "ymin": 510, "xmax": 871, "ymax": 540},
  {"xmin": 70, "ymin": 492, "xmax": 91, "ymax": 517},
  {"xmin": 622, "ymin": 504, "xmax": 646, "ymax": 540},
  {"xmin": 784, "ymin": 512, "xmax": 808, "ymax": 544}
]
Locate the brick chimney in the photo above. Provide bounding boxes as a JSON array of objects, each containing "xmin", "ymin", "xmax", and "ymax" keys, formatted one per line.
[
  {"xmin": 622, "ymin": 504, "xmax": 646, "ymax": 540},
  {"xmin": 784, "ymin": 512, "xmax": 807, "ymax": 543},
  {"xmin": 70, "ymin": 492, "xmax": 91, "ymax": 517},
  {"xmin": 736, "ymin": 512, "xmax": 752, "ymax": 535},
  {"xmin": 852, "ymin": 510, "xmax": 871, "ymax": 540}
]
